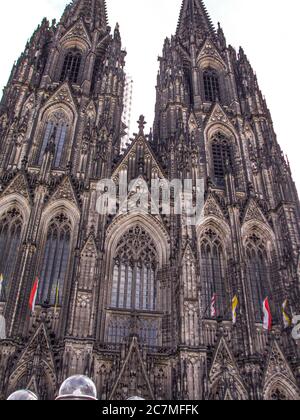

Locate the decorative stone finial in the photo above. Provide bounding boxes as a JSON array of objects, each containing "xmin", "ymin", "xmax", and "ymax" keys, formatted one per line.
[{"xmin": 137, "ymin": 115, "xmax": 146, "ymax": 135}]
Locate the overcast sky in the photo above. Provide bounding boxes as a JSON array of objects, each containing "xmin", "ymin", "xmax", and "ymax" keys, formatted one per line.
[{"xmin": 0, "ymin": 0, "xmax": 300, "ymax": 191}]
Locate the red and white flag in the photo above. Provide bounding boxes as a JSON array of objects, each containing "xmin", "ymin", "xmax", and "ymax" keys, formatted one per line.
[
  {"xmin": 263, "ymin": 297, "xmax": 272, "ymax": 331},
  {"xmin": 29, "ymin": 278, "xmax": 39, "ymax": 313},
  {"xmin": 211, "ymin": 293, "xmax": 217, "ymax": 318}
]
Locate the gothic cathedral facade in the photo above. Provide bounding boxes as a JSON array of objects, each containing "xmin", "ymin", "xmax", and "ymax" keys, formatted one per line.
[{"xmin": 0, "ymin": 0, "xmax": 299, "ymax": 400}]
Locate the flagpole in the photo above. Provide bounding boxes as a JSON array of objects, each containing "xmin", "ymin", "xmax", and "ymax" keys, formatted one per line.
[
  {"xmin": 262, "ymin": 297, "xmax": 272, "ymax": 332},
  {"xmin": 220, "ymin": 301, "xmax": 234, "ymax": 320},
  {"xmin": 29, "ymin": 277, "xmax": 39, "ymax": 315},
  {"xmin": 282, "ymin": 299, "xmax": 292, "ymax": 330},
  {"xmin": 201, "ymin": 292, "xmax": 216, "ymax": 319},
  {"xmin": 202, "ymin": 295, "xmax": 234, "ymax": 320},
  {"xmin": 54, "ymin": 279, "xmax": 60, "ymax": 315},
  {"xmin": 0, "ymin": 274, "xmax": 3, "ymax": 301}
]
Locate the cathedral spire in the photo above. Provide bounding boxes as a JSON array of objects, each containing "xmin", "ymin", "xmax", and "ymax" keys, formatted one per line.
[
  {"xmin": 63, "ymin": 0, "xmax": 108, "ymax": 31},
  {"xmin": 176, "ymin": 0, "xmax": 215, "ymax": 42}
]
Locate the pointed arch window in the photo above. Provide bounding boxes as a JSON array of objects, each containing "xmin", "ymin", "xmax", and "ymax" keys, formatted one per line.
[
  {"xmin": 38, "ymin": 213, "xmax": 72, "ymax": 306},
  {"xmin": 212, "ymin": 132, "xmax": 233, "ymax": 187},
  {"xmin": 0, "ymin": 208, "xmax": 23, "ymax": 298},
  {"xmin": 246, "ymin": 233, "xmax": 270, "ymax": 323},
  {"xmin": 38, "ymin": 111, "xmax": 69, "ymax": 168},
  {"xmin": 111, "ymin": 226, "xmax": 158, "ymax": 312},
  {"xmin": 60, "ymin": 50, "xmax": 82, "ymax": 84},
  {"xmin": 203, "ymin": 68, "xmax": 220, "ymax": 102},
  {"xmin": 200, "ymin": 229, "xmax": 228, "ymax": 318}
]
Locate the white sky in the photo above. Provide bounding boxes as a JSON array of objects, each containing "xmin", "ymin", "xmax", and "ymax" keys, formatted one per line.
[{"xmin": 1, "ymin": 0, "xmax": 300, "ymax": 191}]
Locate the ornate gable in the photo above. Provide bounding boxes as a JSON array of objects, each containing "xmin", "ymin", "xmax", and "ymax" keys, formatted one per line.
[
  {"xmin": 263, "ymin": 340, "xmax": 297, "ymax": 387},
  {"xmin": 2, "ymin": 173, "xmax": 31, "ymax": 203},
  {"xmin": 46, "ymin": 176, "xmax": 80, "ymax": 208},
  {"xmin": 110, "ymin": 337, "xmax": 154, "ymax": 400},
  {"xmin": 209, "ymin": 337, "xmax": 248, "ymax": 400},
  {"xmin": 206, "ymin": 103, "xmax": 232, "ymax": 127},
  {"xmin": 21, "ymin": 324, "xmax": 56, "ymax": 369},
  {"xmin": 44, "ymin": 83, "xmax": 77, "ymax": 112},
  {"xmin": 197, "ymin": 39, "xmax": 226, "ymax": 69},
  {"xmin": 204, "ymin": 193, "xmax": 226, "ymax": 220},
  {"xmin": 210, "ymin": 337, "xmax": 241, "ymax": 382},
  {"xmin": 60, "ymin": 18, "xmax": 92, "ymax": 48},
  {"xmin": 243, "ymin": 198, "xmax": 268, "ymax": 224},
  {"xmin": 8, "ymin": 324, "xmax": 57, "ymax": 396},
  {"xmin": 112, "ymin": 135, "xmax": 166, "ymax": 180}
]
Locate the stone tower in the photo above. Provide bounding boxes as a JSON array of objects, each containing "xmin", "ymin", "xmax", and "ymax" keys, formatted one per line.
[{"xmin": 0, "ymin": 0, "xmax": 299, "ymax": 400}]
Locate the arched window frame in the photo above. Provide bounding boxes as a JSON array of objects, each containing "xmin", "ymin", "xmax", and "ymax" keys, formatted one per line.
[
  {"xmin": 32, "ymin": 104, "xmax": 77, "ymax": 170},
  {"xmin": 37, "ymin": 212, "xmax": 73, "ymax": 306},
  {"xmin": 103, "ymin": 216, "xmax": 170, "ymax": 346},
  {"xmin": 263, "ymin": 377, "xmax": 299, "ymax": 401},
  {"xmin": 0, "ymin": 207, "xmax": 25, "ymax": 299},
  {"xmin": 245, "ymin": 231, "xmax": 272, "ymax": 323},
  {"xmin": 211, "ymin": 131, "xmax": 234, "ymax": 187},
  {"xmin": 37, "ymin": 110, "xmax": 70, "ymax": 168},
  {"xmin": 199, "ymin": 227, "xmax": 229, "ymax": 319},
  {"xmin": 203, "ymin": 68, "xmax": 220, "ymax": 103},
  {"xmin": 110, "ymin": 226, "xmax": 158, "ymax": 312},
  {"xmin": 60, "ymin": 49, "xmax": 83, "ymax": 84},
  {"xmin": 105, "ymin": 225, "xmax": 162, "ymax": 347}
]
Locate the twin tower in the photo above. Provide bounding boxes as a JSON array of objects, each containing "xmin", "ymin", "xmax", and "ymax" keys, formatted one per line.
[{"xmin": 0, "ymin": 0, "xmax": 299, "ymax": 400}]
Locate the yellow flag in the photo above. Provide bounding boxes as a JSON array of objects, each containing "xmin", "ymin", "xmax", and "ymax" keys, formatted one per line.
[
  {"xmin": 232, "ymin": 295, "xmax": 239, "ymax": 325},
  {"xmin": 282, "ymin": 299, "xmax": 291, "ymax": 329}
]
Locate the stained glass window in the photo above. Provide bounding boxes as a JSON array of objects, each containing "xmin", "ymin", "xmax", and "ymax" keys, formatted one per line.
[
  {"xmin": 0, "ymin": 208, "xmax": 23, "ymax": 299},
  {"xmin": 38, "ymin": 213, "xmax": 71, "ymax": 305},
  {"xmin": 200, "ymin": 228, "xmax": 228, "ymax": 318}
]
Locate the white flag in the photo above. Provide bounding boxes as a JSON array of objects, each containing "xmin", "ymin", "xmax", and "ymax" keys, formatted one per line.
[
  {"xmin": 0, "ymin": 274, "xmax": 3, "ymax": 299},
  {"xmin": 0, "ymin": 315, "xmax": 6, "ymax": 340},
  {"xmin": 211, "ymin": 294, "xmax": 217, "ymax": 318},
  {"xmin": 263, "ymin": 297, "xmax": 272, "ymax": 331}
]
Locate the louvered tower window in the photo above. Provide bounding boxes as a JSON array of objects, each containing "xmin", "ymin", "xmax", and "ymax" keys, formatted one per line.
[
  {"xmin": 203, "ymin": 69, "xmax": 220, "ymax": 102},
  {"xmin": 212, "ymin": 132, "xmax": 233, "ymax": 187},
  {"xmin": 38, "ymin": 213, "xmax": 72, "ymax": 305},
  {"xmin": 60, "ymin": 50, "xmax": 82, "ymax": 84}
]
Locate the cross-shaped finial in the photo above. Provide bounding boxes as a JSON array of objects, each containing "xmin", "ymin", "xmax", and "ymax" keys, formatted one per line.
[{"xmin": 137, "ymin": 115, "xmax": 146, "ymax": 134}]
